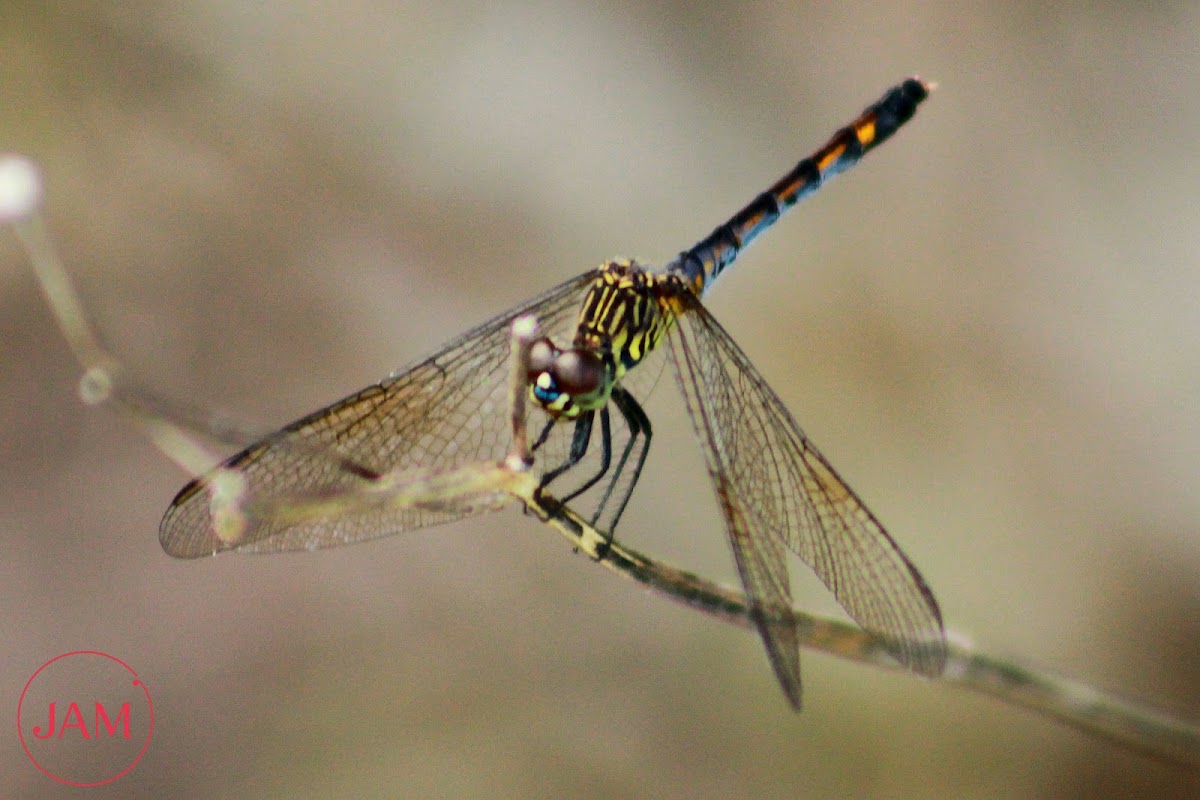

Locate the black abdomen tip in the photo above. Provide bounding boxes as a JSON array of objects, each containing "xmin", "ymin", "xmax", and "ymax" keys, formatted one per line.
[{"xmin": 900, "ymin": 77, "xmax": 931, "ymax": 103}]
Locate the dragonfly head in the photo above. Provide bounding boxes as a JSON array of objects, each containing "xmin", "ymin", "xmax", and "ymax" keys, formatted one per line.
[{"xmin": 527, "ymin": 337, "xmax": 607, "ymax": 417}]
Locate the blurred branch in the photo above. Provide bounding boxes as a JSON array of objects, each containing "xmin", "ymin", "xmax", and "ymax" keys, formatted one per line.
[
  {"xmin": 538, "ymin": 501, "xmax": 1200, "ymax": 768},
  {"xmin": 5, "ymin": 154, "xmax": 1196, "ymax": 770}
]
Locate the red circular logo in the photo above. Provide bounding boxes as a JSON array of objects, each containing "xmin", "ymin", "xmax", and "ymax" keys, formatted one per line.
[{"xmin": 17, "ymin": 651, "xmax": 154, "ymax": 786}]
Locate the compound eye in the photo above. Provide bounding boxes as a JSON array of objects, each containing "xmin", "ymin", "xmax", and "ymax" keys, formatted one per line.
[
  {"xmin": 527, "ymin": 338, "xmax": 558, "ymax": 382},
  {"xmin": 553, "ymin": 350, "xmax": 603, "ymax": 394}
]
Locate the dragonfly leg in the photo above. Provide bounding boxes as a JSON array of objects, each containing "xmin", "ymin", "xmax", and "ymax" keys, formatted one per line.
[
  {"xmin": 538, "ymin": 410, "xmax": 597, "ymax": 491},
  {"xmin": 555, "ymin": 408, "xmax": 613, "ymax": 504},
  {"xmin": 530, "ymin": 416, "xmax": 557, "ymax": 452},
  {"xmin": 594, "ymin": 386, "xmax": 652, "ymax": 532}
]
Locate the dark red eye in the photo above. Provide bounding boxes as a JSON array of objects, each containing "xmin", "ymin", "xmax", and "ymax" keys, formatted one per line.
[
  {"xmin": 527, "ymin": 338, "xmax": 558, "ymax": 381},
  {"xmin": 553, "ymin": 350, "xmax": 603, "ymax": 394}
]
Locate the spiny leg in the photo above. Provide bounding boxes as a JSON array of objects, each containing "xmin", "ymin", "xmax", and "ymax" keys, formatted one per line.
[
  {"xmin": 589, "ymin": 390, "xmax": 641, "ymax": 524},
  {"xmin": 538, "ymin": 410, "xmax": 598, "ymax": 492},
  {"xmin": 558, "ymin": 408, "xmax": 613, "ymax": 505},
  {"xmin": 530, "ymin": 416, "xmax": 557, "ymax": 453},
  {"xmin": 593, "ymin": 386, "xmax": 652, "ymax": 532},
  {"xmin": 533, "ymin": 407, "xmax": 624, "ymax": 528}
]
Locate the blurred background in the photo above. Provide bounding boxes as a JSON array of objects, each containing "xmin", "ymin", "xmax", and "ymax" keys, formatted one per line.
[{"xmin": 3, "ymin": 1, "xmax": 1198, "ymax": 797}]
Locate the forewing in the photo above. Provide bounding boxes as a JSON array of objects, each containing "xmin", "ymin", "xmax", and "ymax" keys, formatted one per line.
[
  {"xmin": 160, "ymin": 271, "xmax": 596, "ymax": 557},
  {"xmin": 666, "ymin": 295, "xmax": 946, "ymax": 694}
]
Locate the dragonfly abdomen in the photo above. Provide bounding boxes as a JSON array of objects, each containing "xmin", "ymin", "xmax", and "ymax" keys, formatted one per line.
[{"xmin": 669, "ymin": 77, "xmax": 930, "ymax": 296}]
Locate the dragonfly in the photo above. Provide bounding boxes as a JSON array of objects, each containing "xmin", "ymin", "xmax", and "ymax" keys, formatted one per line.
[{"xmin": 160, "ymin": 77, "xmax": 946, "ymax": 708}]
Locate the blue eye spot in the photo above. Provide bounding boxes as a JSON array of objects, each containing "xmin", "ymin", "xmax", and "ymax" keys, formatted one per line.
[{"xmin": 532, "ymin": 375, "xmax": 559, "ymax": 404}]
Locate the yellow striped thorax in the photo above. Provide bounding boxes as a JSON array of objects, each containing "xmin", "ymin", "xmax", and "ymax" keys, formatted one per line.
[{"xmin": 528, "ymin": 259, "xmax": 685, "ymax": 419}]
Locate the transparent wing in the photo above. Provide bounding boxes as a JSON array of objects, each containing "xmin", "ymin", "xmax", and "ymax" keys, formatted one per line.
[
  {"xmin": 666, "ymin": 295, "xmax": 946, "ymax": 705},
  {"xmin": 160, "ymin": 271, "xmax": 597, "ymax": 558}
]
